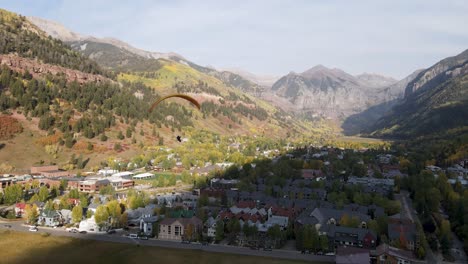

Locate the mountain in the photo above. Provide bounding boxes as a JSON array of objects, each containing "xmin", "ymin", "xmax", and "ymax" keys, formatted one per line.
[
  {"xmin": 356, "ymin": 73, "xmax": 398, "ymax": 88},
  {"xmin": 28, "ymin": 16, "xmax": 267, "ymax": 96},
  {"xmin": 27, "ymin": 16, "xmax": 183, "ymax": 60},
  {"xmin": 269, "ymin": 65, "xmax": 399, "ymax": 119},
  {"xmin": 219, "ymin": 68, "xmax": 279, "ymax": 87},
  {"xmin": 341, "ymin": 70, "xmax": 422, "ymax": 135},
  {"xmin": 368, "ymin": 49, "xmax": 468, "ymax": 138},
  {"xmin": 0, "ymin": 9, "xmax": 335, "ymax": 170}
]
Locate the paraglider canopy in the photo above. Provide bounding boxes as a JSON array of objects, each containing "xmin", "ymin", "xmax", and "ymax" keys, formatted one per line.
[{"xmin": 149, "ymin": 94, "xmax": 201, "ymax": 112}]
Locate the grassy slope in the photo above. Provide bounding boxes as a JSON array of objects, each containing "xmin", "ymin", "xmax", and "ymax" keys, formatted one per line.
[{"xmin": 0, "ymin": 231, "xmax": 313, "ymax": 264}]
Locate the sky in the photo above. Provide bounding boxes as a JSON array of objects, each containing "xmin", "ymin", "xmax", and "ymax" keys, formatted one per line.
[{"xmin": 1, "ymin": 0, "xmax": 468, "ymax": 79}]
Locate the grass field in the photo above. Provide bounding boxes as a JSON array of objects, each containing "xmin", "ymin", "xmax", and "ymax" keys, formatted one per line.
[{"xmin": 0, "ymin": 231, "xmax": 314, "ymax": 264}]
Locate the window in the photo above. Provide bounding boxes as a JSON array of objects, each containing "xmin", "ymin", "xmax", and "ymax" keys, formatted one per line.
[
  {"xmin": 175, "ymin": 225, "xmax": 180, "ymax": 236},
  {"xmin": 168, "ymin": 225, "xmax": 171, "ymax": 234}
]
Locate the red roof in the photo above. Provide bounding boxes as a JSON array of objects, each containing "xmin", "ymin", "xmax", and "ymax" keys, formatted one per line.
[
  {"xmin": 236, "ymin": 201, "xmax": 256, "ymax": 209},
  {"xmin": 15, "ymin": 203, "xmax": 26, "ymax": 209}
]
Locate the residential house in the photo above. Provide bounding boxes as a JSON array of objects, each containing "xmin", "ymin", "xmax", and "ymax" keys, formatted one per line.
[
  {"xmin": 371, "ymin": 243, "xmax": 421, "ymax": 264},
  {"xmin": 127, "ymin": 204, "xmax": 156, "ymax": 226},
  {"xmin": 38, "ymin": 210, "xmax": 61, "ymax": 227},
  {"xmin": 158, "ymin": 217, "xmax": 203, "ymax": 241},
  {"xmin": 205, "ymin": 216, "xmax": 217, "ymax": 238},
  {"xmin": 15, "ymin": 203, "xmax": 26, "ymax": 217},
  {"xmin": 310, "ymin": 207, "xmax": 371, "ymax": 229},
  {"xmin": 140, "ymin": 216, "xmax": 159, "ymax": 236},
  {"xmin": 321, "ymin": 225, "xmax": 377, "ymax": 249}
]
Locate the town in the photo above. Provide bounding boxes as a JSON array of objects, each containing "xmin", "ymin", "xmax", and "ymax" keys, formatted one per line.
[{"xmin": 1, "ymin": 145, "xmax": 467, "ymax": 264}]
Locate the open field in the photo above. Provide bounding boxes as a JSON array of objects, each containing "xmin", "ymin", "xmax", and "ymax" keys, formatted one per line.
[{"xmin": 0, "ymin": 231, "xmax": 317, "ymax": 264}]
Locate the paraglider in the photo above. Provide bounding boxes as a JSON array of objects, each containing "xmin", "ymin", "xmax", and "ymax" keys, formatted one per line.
[
  {"xmin": 149, "ymin": 94, "xmax": 200, "ymax": 143},
  {"xmin": 149, "ymin": 94, "xmax": 201, "ymax": 112}
]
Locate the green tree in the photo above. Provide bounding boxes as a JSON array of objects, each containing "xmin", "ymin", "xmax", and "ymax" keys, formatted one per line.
[
  {"xmin": 94, "ymin": 205, "xmax": 109, "ymax": 229},
  {"xmin": 72, "ymin": 205, "xmax": 83, "ymax": 223},
  {"xmin": 106, "ymin": 200, "xmax": 122, "ymax": 228},
  {"xmin": 3, "ymin": 184, "xmax": 23, "ymax": 204},
  {"xmin": 38, "ymin": 186, "xmax": 49, "ymax": 202}
]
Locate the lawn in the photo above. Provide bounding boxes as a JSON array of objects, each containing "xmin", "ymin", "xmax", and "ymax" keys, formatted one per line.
[{"xmin": 0, "ymin": 231, "xmax": 312, "ymax": 264}]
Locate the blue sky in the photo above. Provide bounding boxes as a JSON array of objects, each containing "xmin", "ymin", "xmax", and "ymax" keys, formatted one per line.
[{"xmin": 1, "ymin": 0, "xmax": 467, "ymax": 78}]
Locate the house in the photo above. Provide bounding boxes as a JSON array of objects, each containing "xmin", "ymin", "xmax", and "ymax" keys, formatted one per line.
[
  {"xmin": 310, "ymin": 208, "xmax": 370, "ymax": 228},
  {"xmin": 127, "ymin": 204, "xmax": 156, "ymax": 226},
  {"xmin": 15, "ymin": 203, "xmax": 27, "ymax": 217},
  {"xmin": 59, "ymin": 209, "xmax": 72, "ymax": 224},
  {"xmin": 205, "ymin": 216, "xmax": 217, "ymax": 238},
  {"xmin": 38, "ymin": 210, "xmax": 61, "ymax": 227},
  {"xmin": 140, "ymin": 216, "xmax": 159, "ymax": 236},
  {"xmin": 158, "ymin": 217, "xmax": 203, "ymax": 241},
  {"xmin": 388, "ymin": 214, "xmax": 418, "ymax": 251},
  {"xmin": 321, "ymin": 225, "xmax": 377, "ymax": 249},
  {"xmin": 371, "ymin": 243, "xmax": 421, "ymax": 264},
  {"xmin": 336, "ymin": 246, "xmax": 370, "ymax": 264}
]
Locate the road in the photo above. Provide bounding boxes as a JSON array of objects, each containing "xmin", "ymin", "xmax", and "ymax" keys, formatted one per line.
[
  {"xmin": 397, "ymin": 191, "xmax": 438, "ymax": 264},
  {"xmin": 0, "ymin": 220, "xmax": 333, "ymax": 263}
]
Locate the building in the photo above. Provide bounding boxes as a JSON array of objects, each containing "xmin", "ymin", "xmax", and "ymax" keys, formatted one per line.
[
  {"xmin": 31, "ymin": 165, "xmax": 59, "ymax": 174},
  {"xmin": 133, "ymin": 172, "xmax": 155, "ymax": 180},
  {"xmin": 371, "ymin": 243, "xmax": 421, "ymax": 264},
  {"xmin": 158, "ymin": 217, "xmax": 203, "ymax": 241},
  {"xmin": 78, "ymin": 179, "xmax": 110, "ymax": 193},
  {"xmin": 38, "ymin": 210, "xmax": 61, "ymax": 227},
  {"xmin": 321, "ymin": 225, "xmax": 376, "ymax": 249},
  {"xmin": 31, "ymin": 165, "xmax": 69, "ymax": 178},
  {"xmin": 15, "ymin": 203, "xmax": 26, "ymax": 217},
  {"xmin": 140, "ymin": 216, "xmax": 159, "ymax": 236},
  {"xmin": 109, "ymin": 178, "xmax": 134, "ymax": 191},
  {"xmin": 78, "ymin": 215, "xmax": 99, "ymax": 232}
]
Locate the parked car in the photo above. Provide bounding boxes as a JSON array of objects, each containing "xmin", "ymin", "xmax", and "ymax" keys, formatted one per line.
[
  {"xmin": 325, "ymin": 252, "xmax": 335, "ymax": 256},
  {"xmin": 129, "ymin": 234, "xmax": 138, "ymax": 239},
  {"xmin": 181, "ymin": 240, "xmax": 191, "ymax": 244},
  {"xmin": 201, "ymin": 242, "xmax": 209, "ymax": 246},
  {"xmin": 28, "ymin": 227, "xmax": 38, "ymax": 232},
  {"xmin": 263, "ymin": 247, "xmax": 273, "ymax": 251},
  {"xmin": 138, "ymin": 236, "xmax": 148, "ymax": 240},
  {"xmin": 67, "ymin": 228, "xmax": 79, "ymax": 233},
  {"xmin": 4, "ymin": 224, "xmax": 12, "ymax": 228},
  {"xmin": 79, "ymin": 231, "xmax": 87, "ymax": 234},
  {"xmin": 250, "ymin": 246, "xmax": 260, "ymax": 250},
  {"xmin": 107, "ymin": 230, "xmax": 116, "ymax": 234},
  {"xmin": 301, "ymin": 250, "xmax": 311, "ymax": 254}
]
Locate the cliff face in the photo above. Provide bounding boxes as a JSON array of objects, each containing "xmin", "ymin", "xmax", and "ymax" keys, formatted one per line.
[{"xmin": 0, "ymin": 54, "xmax": 112, "ymax": 84}]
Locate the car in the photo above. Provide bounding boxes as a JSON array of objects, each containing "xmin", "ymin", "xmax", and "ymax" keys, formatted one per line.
[
  {"xmin": 325, "ymin": 252, "xmax": 335, "ymax": 256},
  {"xmin": 263, "ymin": 247, "xmax": 273, "ymax": 251},
  {"xmin": 129, "ymin": 234, "xmax": 138, "ymax": 239},
  {"xmin": 28, "ymin": 227, "xmax": 38, "ymax": 232},
  {"xmin": 250, "ymin": 246, "xmax": 260, "ymax": 250},
  {"xmin": 301, "ymin": 250, "xmax": 311, "ymax": 254},
  {"xmin": 107, "ymin": 230, "xmax": 116, "ymax": 234},
  {"xmin": 79, "ymin": 231, "xmax": 87, "ymax": 234},
  {"xmin": 201, "ymin": 242, "xmax": 209, "ymax": 246},
  {"xmin": 181, "ymin": 240, "xmax": 191, "ymax": 244},
  {"xmin": 138, "ymin": 236, "xmax": 148, "ymax": 240},
  {"xmin": 4, "ymin": 224, "xmax": 12, "ymax": 228},
  {"xmin": 317, "ymin": 251, "xmax": 323, "ymax": 255}
]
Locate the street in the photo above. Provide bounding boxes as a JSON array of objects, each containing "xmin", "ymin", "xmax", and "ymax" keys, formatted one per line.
[{"xmin": 0, "ymin": 220, "xmax": 333, "ymax": 263}]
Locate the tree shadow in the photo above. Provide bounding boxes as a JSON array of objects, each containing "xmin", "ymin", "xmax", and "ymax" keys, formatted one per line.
[{"xmin": 0, "ymin": 143, "xmax": 5, "ymax": 150}]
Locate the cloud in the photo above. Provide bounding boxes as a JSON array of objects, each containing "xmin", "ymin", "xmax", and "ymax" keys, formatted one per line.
[{"xmin": 1, "ymin": 0, "xmax": 467, "ymax": 78}]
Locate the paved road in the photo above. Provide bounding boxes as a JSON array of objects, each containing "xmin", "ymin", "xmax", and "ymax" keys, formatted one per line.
[
  {"xmin": 0, "ymin": 220, "xmax": 333, "ymax": 263},
  {"xmin": 398, "ymin": 191, "xmax": 437, "ymax": 264}
]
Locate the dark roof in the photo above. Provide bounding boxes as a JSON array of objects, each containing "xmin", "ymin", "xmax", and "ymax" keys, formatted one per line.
[
  {"xmin": 159, "ymin": 216, "xmax": 202, "ymax": 227},
  {"xmin": 372, "ymin": 243, "xmax": 419, "ymax": 262}
]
